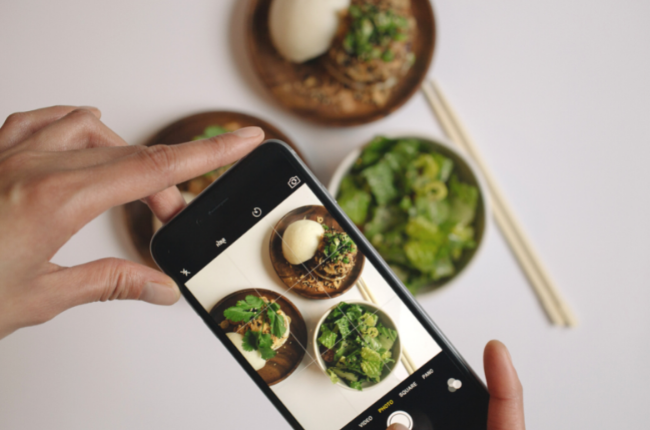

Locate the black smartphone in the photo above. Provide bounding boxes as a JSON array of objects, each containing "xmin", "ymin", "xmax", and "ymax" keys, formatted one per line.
[{"xmin": 151, "ymin": 141, "xmax": 489, "ymax": 430}]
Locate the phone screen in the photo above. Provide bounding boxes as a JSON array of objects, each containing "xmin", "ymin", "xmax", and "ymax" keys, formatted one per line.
[{"xmin": 154, "ymin": 143, "xmax": 488, "ymax": 430}]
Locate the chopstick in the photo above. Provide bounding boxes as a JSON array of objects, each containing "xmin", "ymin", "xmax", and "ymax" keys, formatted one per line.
[
  {"xmin": 421, "ymin": 79, "xmax": 578, "ymax": 328},
  {"xmin": 357, "ymin": 277, "xmax": 418, "ymax": 374}
]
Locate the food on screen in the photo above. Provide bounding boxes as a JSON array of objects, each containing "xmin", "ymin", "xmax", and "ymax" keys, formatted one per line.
[
  {"xmin": 316, "ymin": 302, "xmax": 399, "ymax": 391},
  {"xmin": 221, "ymin": 295, "xmax": 291, "ymax": 368},
  {"xmin": 281, "ymin": 219, "xmax": 325, "ymax": 264},
  {"xmin": 303, "ymin": 225, "xmax": 358, "ymax": 290},
  {"xmin": 270, "ymin": 205, "xmax": 366, "ymax": 299},
  {"xmin": 282, "ymin": 218, "xmax": 359, "ymax": 291}
]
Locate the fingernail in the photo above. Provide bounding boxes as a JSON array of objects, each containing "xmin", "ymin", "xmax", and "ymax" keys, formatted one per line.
[
  {"xmin": 233, "ymin": 126, "xmax": 263, "ymax": 139},
  {"xmin": 140, "ymin": 281, "xmax": 181, "ymax": 305},
  {"xmin": 387, "ymin": 424, "xmax": 409, "ymax": 430}
]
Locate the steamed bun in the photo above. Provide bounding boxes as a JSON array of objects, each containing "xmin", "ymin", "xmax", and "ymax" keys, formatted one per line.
[
  {"xmin": 282, "ymin": 219, "xmax": 325, "ymax": 265},
  {"xmin": 269, "ymin": 0, "xmax": 351, "ymax": 63}
]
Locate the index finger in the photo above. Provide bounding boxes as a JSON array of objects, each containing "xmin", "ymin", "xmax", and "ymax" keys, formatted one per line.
[{"xmin": 77, "ymin": 127, "xmax": 264, "ymax": 220}]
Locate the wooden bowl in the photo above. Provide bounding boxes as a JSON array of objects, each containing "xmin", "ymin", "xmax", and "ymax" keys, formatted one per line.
[
  {"xmin": 123, "ymin": 111, "xmax": 302, "ymax": 268},
  {"xmin": 209, "ymin": 288, "xmax": 308, "ymax": 386},
  {"xmin": 269, "ymin": 205, "xmax": 365, "ymax": 300},
  {"xmin": 246, "ymin": 0, "xmax": 436, "ymax": 127}
]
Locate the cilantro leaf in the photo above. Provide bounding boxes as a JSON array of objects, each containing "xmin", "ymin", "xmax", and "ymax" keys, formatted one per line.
[
  {"xmin": 242, "ymin": 331, "xmax": 276, "ymax": 359},
  {"xmin": 244, "ymin": 295, "xmax": 265, "ymax": 308},
  {"xmin": 242, "ymin": 330, "xmax": 258, "ymax": 352},
  {"xmin": 267, "ymin": 307, "xmax": 287, "ymax": 339},
  {"xmin": 224, "ymin": 307, "xmax": 254, "ymax": 322},
  {"xmin": 193, "ymin": 125, "xmax": 229, "ymax": 141}
]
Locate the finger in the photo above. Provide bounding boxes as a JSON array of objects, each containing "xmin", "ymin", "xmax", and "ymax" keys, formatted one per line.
[
  {"xmin": 0, "ymin": 105, "xmax": 101, "ymax": 151},
  {"xmin": 46, "ymin": 144, "xmax": 187, "ymax": 223},
  {"xmin": 387, "ymin": 424, "xmax": 409, "ymax": 430},
  {"xmin": 144, "ymin": 186, "xmax": 187, "ymax": 224},
  {"xmin": 78, "ymin": 127, "xmax": 264, "ymax": 221},
  {"xmin": 484, "ymin": 340, "xmax": 526, "ymax": 430},
  {"xmin": 22, "ymin": 107, "xmax": 126, "ymax": 152},
  {"xmin": 44, "ymin": 258, "xmax": 181, "ymax": 311}
]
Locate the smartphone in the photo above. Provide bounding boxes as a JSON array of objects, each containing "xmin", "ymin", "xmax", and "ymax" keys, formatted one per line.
[{"xmin": 151, "ymin": 141, "xmax": 489, "ymax": 430}]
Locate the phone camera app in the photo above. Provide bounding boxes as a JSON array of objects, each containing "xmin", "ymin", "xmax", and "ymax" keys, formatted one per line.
[{"xmin": 288, "ymin": 176, "xmax": 301, "ymax": 189}]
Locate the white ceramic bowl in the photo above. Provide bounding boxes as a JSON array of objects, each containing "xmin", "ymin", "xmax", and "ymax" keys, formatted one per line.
[
  {"xmin": 313, "ymin": 301, "xmax": 402, "ymax": 391},
  {"xmin": 328, "ymin": 135, "xmax": 490, "ymax": 295}
]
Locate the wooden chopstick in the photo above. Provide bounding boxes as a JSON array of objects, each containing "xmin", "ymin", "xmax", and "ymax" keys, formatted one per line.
[
  {"xmin": 421, "ymin": 79, "xmax": 578, "ymax": 327},
  {"xmin": 357, "ymin": 277, "xmax": 418, "ymax": 374}
]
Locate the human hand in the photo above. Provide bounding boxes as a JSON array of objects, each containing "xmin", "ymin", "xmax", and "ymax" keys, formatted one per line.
[
  {"xmin": 0, "ymin": 106, "xmax": 264, "ymax": 339},
  {"xmin": 387, "ymin": 340, "xmax": 525, "ymax": 430}
]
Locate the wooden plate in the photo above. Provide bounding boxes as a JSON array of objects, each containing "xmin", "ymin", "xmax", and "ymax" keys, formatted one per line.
[
  {"xmin": 123, "ymin": 111, "xmax": 302, "ymax": 268},
  {"xmin": 209, "ymin": 288, "xmax": 308, "ymax": 386},
  {"xmin": 269, "ymin": 205, "xmax": 365, "ymax": 300},
  {"xmin": 246, "ymin": 0, "xmax": 436, "ymax": 127}
]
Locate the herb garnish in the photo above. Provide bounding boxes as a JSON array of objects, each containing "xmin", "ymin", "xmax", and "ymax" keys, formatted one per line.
[
  {"xmin": 321, "ymin": 226, "xmax": 356, "ymax": 263},
  {"xmin": 342, "ymin": 4, "xmax": 409, "ymax": 63},
  {"xmin": 223, "ymin": 295, "xmax": 287, "ymax": 360}
]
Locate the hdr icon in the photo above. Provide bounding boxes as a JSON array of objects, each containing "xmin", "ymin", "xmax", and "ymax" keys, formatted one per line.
[{"xmin": 216, "ymin": 238, "xmax": 227, "ymax": 247}]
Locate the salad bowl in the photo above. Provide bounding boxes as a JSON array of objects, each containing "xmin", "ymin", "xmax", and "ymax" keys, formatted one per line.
[
  {"xmin": 313, "ymin": 301, "xmax": 402, "ymax": 391},
  {"xmin": 328, "ymin": 135, "xmax": 489, "ymax": 296}
]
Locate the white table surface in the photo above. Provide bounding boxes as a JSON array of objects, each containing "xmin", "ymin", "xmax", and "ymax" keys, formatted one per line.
[{"xmin": 1, "ymin": 1, "xmax": 649, "ymax": 429}]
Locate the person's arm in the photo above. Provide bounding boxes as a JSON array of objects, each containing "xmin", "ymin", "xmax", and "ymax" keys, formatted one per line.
[
  {"xmin": 388, "ymin": 340, "xmax": 525, "ymax": 430},
  {"xmin": 0, "ymin": 105, "xmax": 264, "ymax": 339}
]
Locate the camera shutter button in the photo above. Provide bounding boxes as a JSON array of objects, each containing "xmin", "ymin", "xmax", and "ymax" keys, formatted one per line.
[{"xmin": 386, "ymin": 411, "xmax": 413, "ymax": 429}]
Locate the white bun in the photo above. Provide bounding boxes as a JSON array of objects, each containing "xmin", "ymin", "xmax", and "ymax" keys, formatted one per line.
[
  {"xmin": 152, "ymin": 191, "xmax": 196, "ymax": 232},
  {"xmin": 269, "ymin": 0, "xmax": 351, "ymax": 63},
  {"xmin": 282, "ymin": 219, "xmax": 325, "ymax": 265}
]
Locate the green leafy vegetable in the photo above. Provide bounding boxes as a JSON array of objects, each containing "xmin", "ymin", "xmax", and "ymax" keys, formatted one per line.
[
  {"xmin": 338, "ymin": 187, "xmax": 372, "ymax": 225},
  {"xmin": 319, "ymin": 325, "xmax": 339, "ymax": 350},
  {"xmin": 343, "ymin": 4, "xmax": 410, "ymax": 63},
  {"xmin": 336, "ymin": 137, "xmax": 480, "ymax": 294},
  {"xmin": 223, "ymin": 295, "xmax": 287, "ymax": 360},
  {"xmin": 317, "ymin": 303, "xmax": 398, "ymax": 391},
  {"xmin": 321, "ymin": 229, "xmax": 357, "ymax": 263},
  {"xmin": 192, "ymin": 125, "xmax": 231, "ymax": 178},
  {"xmin": 242, "ymin": 330, "xmax": 276, "ymax": 360},
  {"xmin": 193, "ymin": 125, "xmax": 229, "ymax": 141}
]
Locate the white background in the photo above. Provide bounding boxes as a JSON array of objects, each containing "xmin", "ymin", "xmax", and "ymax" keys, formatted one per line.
[{"xmin": 0, "ymin": 1, "xmax": 649, "ymax": 429}]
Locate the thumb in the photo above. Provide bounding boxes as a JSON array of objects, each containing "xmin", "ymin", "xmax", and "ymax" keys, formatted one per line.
[
  {"xmin": 484, "ymin": 340, "xmax": 526, "ymax": 430},
  {"xmin": 48, "ymin": 258, "xmax": 180, "ymax": 308}
]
